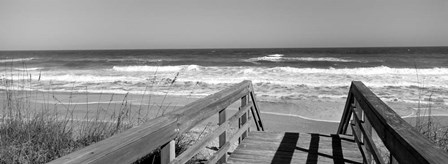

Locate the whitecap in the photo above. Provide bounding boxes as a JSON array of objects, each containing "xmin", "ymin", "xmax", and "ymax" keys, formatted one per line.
[
  {"xmin": 244, "ymin": 55, "xmax": 360, "ymax": 63},
  {"xmin": 245, "ymin": 54, "xmax": 284, "ymax": 62},
  {"xmin": 272, "ymin": 66, "xmax": 448, "ymax": 75},
  {"xmin": 14, "ymin": 67, "xmax": 42, "ymax": 71},
  {"xmin": 112, "ymin": 65, "xmax": 201, "ymax": 72},
  {"xmin": 285, "ymin": 57, "xmax": 358, "ymax": 62},
  {"xmin": 0, "ymin": 58, "xmax": 34, "ymax": 63}
]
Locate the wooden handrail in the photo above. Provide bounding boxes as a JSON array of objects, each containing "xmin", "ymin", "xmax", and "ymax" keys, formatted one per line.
[
  {"xmin": 338, "ymin": 81, "xmax": 448, "ymax": 164},
  {"xmin": 49, "ymin": 80, "xmax": 264, "ymax": 164}
]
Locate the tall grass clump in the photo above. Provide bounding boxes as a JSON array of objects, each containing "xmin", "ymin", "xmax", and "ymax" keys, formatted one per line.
[
  {"xmin": 413, "ymin": 64, "xmax": 448, "ymax": 151},
  {"xmin": 0, "ymin": 69, "xmax": 134, "ymax": 163},
  {"xmin": 414, "ymin": 94, "xmax": 448, "ymax": 151},
  {"xmin": 0, "ymin": 63, "xmax": 203, "ymax": 163}
]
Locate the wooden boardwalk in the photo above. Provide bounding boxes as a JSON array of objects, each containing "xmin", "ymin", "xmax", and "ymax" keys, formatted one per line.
[{"xmin": 228, "ymin": 132, "xmax": 362, "ymax": 164}]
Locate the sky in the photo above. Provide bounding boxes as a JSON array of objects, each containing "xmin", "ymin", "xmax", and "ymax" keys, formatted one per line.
[{"xmin": 1, "ymin": 0, "xmax": 448, "ymax": 50}]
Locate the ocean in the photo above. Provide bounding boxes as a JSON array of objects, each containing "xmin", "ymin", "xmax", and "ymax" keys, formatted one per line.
[{"xmin": 1, "ymin": 47, "xmax": 448, "ymax": 105}]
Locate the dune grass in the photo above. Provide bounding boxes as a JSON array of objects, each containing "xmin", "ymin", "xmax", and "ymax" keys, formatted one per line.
[
  {"xmin": 0, "ymin": 78, "xmax": 135, "ymax": 163},
  {"xmin": 414, "ymin": 95, "xmax": 448, "ymax": 151},
  {"xmin": 413, "ymin": 65, "xmax": 448, "ymax": 151},
  {"xmin": 0, "ymin": 67, "xmax": 199, "ymax": 163}
]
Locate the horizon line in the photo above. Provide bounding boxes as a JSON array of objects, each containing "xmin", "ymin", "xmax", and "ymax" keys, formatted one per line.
[{"xmin": 1, "ymin": 45, "xmax": 447, "ymax": 52}]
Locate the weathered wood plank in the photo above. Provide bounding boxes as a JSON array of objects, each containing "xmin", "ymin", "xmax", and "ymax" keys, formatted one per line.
[
  {"xmin": 240, "ymin": 95, "xmax": 248, "ymax": 142},
  {"xmin": 244, "ymin": 133, "xmax": 360, "ymax": 152},
  {"xmin": 229, "ymin": 149, "xmax": 362, "ymax": 164},
  {"xmin": 242, "ymin": 135, "xmax": 358, "ymax": 149},
  {"xmin": 239, "ymin": 138, "xmax": 360, "ymax": 154},
  {"xmin": 218, "ymin": 108, "xmax": 227, "ymax": 164},
  {"xmin": 364, "ymin": 115, "xmax": 374, "ymax": 164},
  {"xmin": 246, "ymin": 131, "xmax": 355, "ymax": 143},
  {"xmin": 229, "ymin": 151, "xmax": 334, "ymax": 163},
  {"xmin": 161, "ymin": 140, "xmax": 175, "ymax": 164},
  {"xmin": 236, "ymin": 142, "xmax": 362, "ymax": 161},
  {"xmin": 228, "ymin": 132, "xmax": 363, "ymax": 164}
]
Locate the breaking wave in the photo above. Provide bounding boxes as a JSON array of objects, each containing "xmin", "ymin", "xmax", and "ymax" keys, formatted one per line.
[
  {"xmin": 112, "ymin": 65, "xmax": 201, "ymax": 72},
  {"xmin": 4, "ymin": 64, "xmax": 448, "ymax": 104},
  {"xmin": 0, "ymin": 58, "xmax": 34, "ymax": 63},
  {"xmin": 245, "ymin": 54, "xmax": 359, "ymax": 63},
  {"xmin": 273, "ymin": 66, "xmax": 448, "ymax": 75},
  {"xmin": 14, "ymin": 67, "xmax": 42, "ymax": 71}
]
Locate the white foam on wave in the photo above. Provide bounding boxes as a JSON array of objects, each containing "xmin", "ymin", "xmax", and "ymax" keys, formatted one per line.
[
  {"xmin": 9, "ymin": 74, "xmax": 141, "ymax": 83},
  {"xmin": 274, "ymin": 66, "xmax": 448, "ymax": 75},
  {"xmin": 107, "ymin": 58, "xmax": 163, "ymax": 62},
  {"xmin": 112, "ymin": 65, "xmax": 201, "ymax": 72},
  {"xmin": 172, "ymin": 65, "xmax": 448, "ymax": 90},
  {"xmin": 4, "ymin": 64, "xmax": 448, "ymax": 105},
  {"xmin": 0, "ymin": 58, "xmax": 34, "ymax": 63},
  {"xmin": 268, "ymin": 54, "xmax": 284, "ymax": 57},
  {"xmin": 14, "ymin": 65, "xmax": 446, "ymax": 89},
  {"xmin": 245, "ymin": 55, "xmax": 358, "ymax": 63},
  {"xmin": 288, "ymin": 57, "xmax": 357, "ymax": 62},
  {"xmin": 245, "ymin": 54, "xmax": 284, "ymax": 62},
  {"xmin": 14, "ymin": 67, "xmax": 42, "ymax": 71}
]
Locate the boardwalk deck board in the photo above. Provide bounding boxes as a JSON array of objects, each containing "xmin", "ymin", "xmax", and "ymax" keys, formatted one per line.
[{"xmin": 228, "ymin": 131, "xmax": 363, "ymax": 164}]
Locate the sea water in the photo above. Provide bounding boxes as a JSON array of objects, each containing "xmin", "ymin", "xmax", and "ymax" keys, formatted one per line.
[{"xmin": 1, "ymin": 47, "xmax": 447, "ymax": 105}]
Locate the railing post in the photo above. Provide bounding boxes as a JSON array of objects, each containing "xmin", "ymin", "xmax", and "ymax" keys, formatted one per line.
[
  {"xmin": 364, "ymin": 115, "xmax": 373, "ymax": 164},
  {"xmin": 338, "ymin": 91, "xmax": 354, "ymax": 134},
  {"xmin": 239, "ymin": 95, "xmax": 248, "ymax": 143},
  {"xmin": 218, "ymin": 108, "xmax": 227, "ymax": 163},
  {"xmin": 353, "ymin": 98, "xmax": 363, "ymax": 143},
  {"xmin": 351, "ymin": 98, "xmax": 367, "ymax": 164},
  {"xmin": 161, "ymin": 140, "xmax": 175, "ymax": 164},
  {"xmin": 249, "ymin": 90, "xmax": 264, "ymax": 131}
]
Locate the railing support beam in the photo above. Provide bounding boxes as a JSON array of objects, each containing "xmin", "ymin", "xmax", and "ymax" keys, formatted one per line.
[
  {"xmin": 218, "ymin": 108, "xmax": 227, "ymax": 164},
  {"xmin": 161, "ymin": 140, "xmax": 175, "ymax": 164},
  {"xmin": 239, "ymin": 95, "xmax": 248, "ymax": 143}
]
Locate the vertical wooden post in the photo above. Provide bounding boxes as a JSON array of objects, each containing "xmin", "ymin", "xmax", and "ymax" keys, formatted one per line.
[
  {"xmin": 161, "ymin": 140, "xmax": 175, "ymax": 164},
  {"xmin": 364, "ymin": 116, "xmax": 373, "ymax": 164},
  {"xmin": 240, "ymin": 95, "xmax": 248, "ymax": 143},
  {"xmin": 218, "ymin": 108, "xmax": 227, "ymax": 164},
  {"xmin": 353, "ymin": 99, "xmax": 362, "ymax": 144}
]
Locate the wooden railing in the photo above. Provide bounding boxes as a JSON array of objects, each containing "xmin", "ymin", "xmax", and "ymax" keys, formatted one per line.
[
  {"xmin": 338, "ymin": 81, "xmax": 448, "ymax": 164},
  {"xmin": 48, "ymin": 80, "xmax": 264, "ymax": 164}
]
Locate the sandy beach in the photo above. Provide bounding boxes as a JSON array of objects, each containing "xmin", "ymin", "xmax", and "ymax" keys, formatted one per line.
[{"xmin": 4, "ymin": 90, "xmax": 446, "ymax": 134}]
